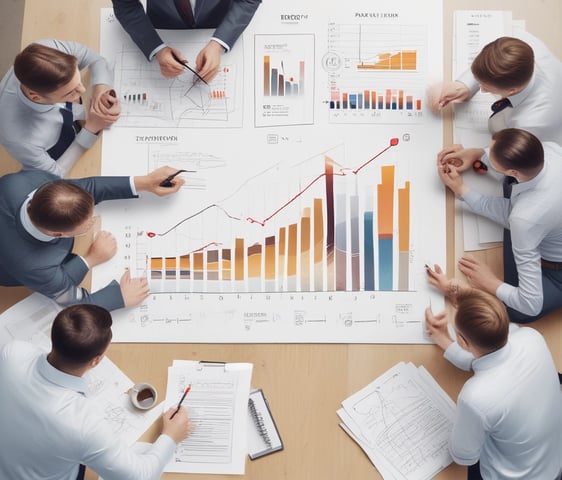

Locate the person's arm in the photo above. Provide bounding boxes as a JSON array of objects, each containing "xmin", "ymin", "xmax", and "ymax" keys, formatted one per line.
[
  {"xmin": 84, "ymin": 407, "xmax": 191, "ymax": 480},
  {"xmin": 212, "ymin": 0, "xmax": 262, "ymax": 49},
  {"xmin": 112, "ymin": 0, "xmax": 167, "ymax": 60},
  {"xmin": 449, "ymin": 396, "xmax": 485, "ymax": 465},
  {"xmin": 495, "ymin": 219, "xmax": 546, "ymax": 316}
]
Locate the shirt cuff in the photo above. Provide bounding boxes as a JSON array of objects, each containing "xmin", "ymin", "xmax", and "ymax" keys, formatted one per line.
[
  {"xmin": 129, "ymin": 177, "xmax": 138, "ymax": 196},
  {"xmin": 75, "ymin": 128, "xmax": 98, "ymax": 149},
  {"xmin": 210, "ymin": 37, "xmax": 229, "ymax": 52},
  {"xmin": 456, "ymin": 70, "xmax": 479, "ymax": 96},
  {"xmin": 149, "ymin": 43, "xmax": 168, "ymax": 61},
  {"xmin": 78, "ymin": 255, "xmax": 90, "ymax": 269}
]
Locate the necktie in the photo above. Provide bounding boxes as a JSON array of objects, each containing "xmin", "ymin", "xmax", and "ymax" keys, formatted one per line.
[
  {"xmin": 502, "ymin": 175, "xmax": 518, "ymax": 199},
  {"xmin": 47, "ymin": 102, "xmax": 76, "ymax": 160},
  {"xmin": 174, "ymin": 0, "xmax": 195, "ymax": 27},
  {"xmin": 490, "ymin": 97, "xmax": 512, "ymax": 118}
]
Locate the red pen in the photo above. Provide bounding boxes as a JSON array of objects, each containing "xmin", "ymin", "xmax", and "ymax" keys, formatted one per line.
[{"xmin": 170, "ymin": 384, "xmax": 191, "ymax": 419}]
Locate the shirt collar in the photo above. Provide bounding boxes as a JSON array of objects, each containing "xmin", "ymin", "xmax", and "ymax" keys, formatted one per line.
[
  {"xmin": 16, "ymin": 81, "xmax": 58, "ymax": 113},
  {"xmin": 472, "ymin": 341, "xmax": 512, "ymax": 371},
  {"xmin": 508, "ymin": 71, "xmax": 536, "ymax": 108},
  {"xmin": 510, "ymin": 159, "xmax": 546, "ymax": 199},
  {"xmin": 37, "ymin": 353, "xmax": 89, "ymax": 396},
  {"xmin": 19, "ymin": 191, "xmax": 58, "ymax": 242}
]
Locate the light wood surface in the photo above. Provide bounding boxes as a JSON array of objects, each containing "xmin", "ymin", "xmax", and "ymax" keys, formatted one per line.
[{"xmin": 1, "ymin": 1, "xmax": 560, "ymax": 479}]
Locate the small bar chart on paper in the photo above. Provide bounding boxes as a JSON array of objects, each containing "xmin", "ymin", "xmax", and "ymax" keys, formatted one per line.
[{"xmin": 323, "ymin": 23, "xmax": 426, "ymax": 123}]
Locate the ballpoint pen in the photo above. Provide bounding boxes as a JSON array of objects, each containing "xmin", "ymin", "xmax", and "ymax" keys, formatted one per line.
[
  {"xmin": 170, "ymin": 384, "xmax": 191, "ymax": 419},
  {"xmin": 159, "ymin": 169, "xmax": 196, "ymax": 187},
  {"xmin": 171, "ymin": 51, "xmax": 209, "ymax": 85}
]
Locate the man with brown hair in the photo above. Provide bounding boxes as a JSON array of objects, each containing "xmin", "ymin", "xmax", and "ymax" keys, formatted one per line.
[
  {"xmin": 0, "ymin": 39, "xmax": 121, "ymax": 176},
  {"xmin": 0, "ymin": 304, "xmax": 192, "ymax": 480},
  {"xmin": 428, "ymin": 32, "xmax": 562, "ymax": 144},
  {"xmin": 0, "ymin": 166, "xmax": 185, "ymax": 311},
  {"xmin": 435, "ymin": 128, "xmax": 562, "ymax": 323},
  {"xmin": 425, "ymin": 288, "xmax": 562, "ymax": 480}
]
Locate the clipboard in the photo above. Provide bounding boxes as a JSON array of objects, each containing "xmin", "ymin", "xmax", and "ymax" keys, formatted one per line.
[{"xmin": 247, "ymin": 388, "xmax": 283, "ymax": 460}]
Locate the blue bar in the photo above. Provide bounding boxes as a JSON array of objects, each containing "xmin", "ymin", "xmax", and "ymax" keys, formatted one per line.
[
  {"xmin": 364, "ymin": 212, "xmax": 375, "ymax": 291},
  {"xmin": 379, "ymin": 237, "xmax": 393, "ymax": 290},
  {"xmin": 349, "ymin": 94, "xmax": 357, "ymax": 109}
]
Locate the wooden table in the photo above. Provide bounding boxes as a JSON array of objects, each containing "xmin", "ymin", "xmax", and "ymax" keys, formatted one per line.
[{"xmin": 1, "ymin": 1, "xmax": 560, "ymax": 479}]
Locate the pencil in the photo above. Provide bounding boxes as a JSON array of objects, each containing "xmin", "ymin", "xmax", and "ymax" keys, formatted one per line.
[
  {"xmin": 171, "ymin": 52, "xmax": 209, "ymax": 85},
  {"xmin": 170, "ymin": 384, "xmax": 191, "ymax": 419}
]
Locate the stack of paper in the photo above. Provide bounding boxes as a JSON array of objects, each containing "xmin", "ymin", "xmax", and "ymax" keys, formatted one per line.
[{"xmin": 337, "ymin": 362, "xmax": 456, "ymax": 480}]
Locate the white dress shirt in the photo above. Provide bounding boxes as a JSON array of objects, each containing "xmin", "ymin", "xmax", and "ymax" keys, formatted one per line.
[
  {"xmin": 0, "ymin": 341, "xmax": 176, "ymax": 480},
  {"xmin": 457, "ymin": 29, "xmax": 562, "ymax": 144},
  {"xmin": 0, "ymin": 39, "xmax": 113, "ymax": 177},
  {"xmin": 444, "ymin": 326, "xmax": 562, "ymax": 479},
  {"xmin": 461, "ymin": 142, "xmax": 562, "ymax": 316}
]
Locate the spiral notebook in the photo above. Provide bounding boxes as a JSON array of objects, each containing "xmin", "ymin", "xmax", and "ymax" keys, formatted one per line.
[{"xmin": 247, "ymin": 389, "xmax": 283, "ymax": 460}]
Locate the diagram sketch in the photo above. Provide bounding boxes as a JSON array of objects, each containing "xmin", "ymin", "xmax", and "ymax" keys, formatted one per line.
[{"xmin": 339, "ymin": 362, "xmax": 455, "ymax": 480}]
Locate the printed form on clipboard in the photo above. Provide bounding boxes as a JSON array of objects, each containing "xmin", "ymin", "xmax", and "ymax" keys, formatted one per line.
[{"xmin": 247, "ymin": 389, "xmax": 283, "ymax": 459}]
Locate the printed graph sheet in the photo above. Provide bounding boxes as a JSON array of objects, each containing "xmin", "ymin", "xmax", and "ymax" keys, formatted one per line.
[{"xmin": 95, "ymin": 0, "xmax": 446, "ymax": 343}]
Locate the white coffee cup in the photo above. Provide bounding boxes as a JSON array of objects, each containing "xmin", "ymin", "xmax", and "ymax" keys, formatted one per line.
[{"xmin": 129, "ymin": 383, "xmax": 158, "ymax": 410}]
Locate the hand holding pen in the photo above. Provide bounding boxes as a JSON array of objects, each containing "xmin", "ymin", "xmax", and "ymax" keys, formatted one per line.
[
  {"xmin": 170, "ymin": 384, "xmax": 191, "ymax": 419},
  {"xmin": 171, "ymin": 51, "xmax": 209, "ymax": 85}
]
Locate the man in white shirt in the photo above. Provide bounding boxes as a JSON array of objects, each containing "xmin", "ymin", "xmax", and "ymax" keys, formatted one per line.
[
  {"xmin": 428, "ymin": 31, "xmax": 562, "ymax": 144},
  {"xmin": 436, "ymin": 128, "xmax": 562, "ymax": 323},
  {"xmin": 0, "ymin": 39, "xmax": 121, "ymax": 177},
  {"xmin": 425, "ymin": 288, "xmax": 562, "ymax": 480},
  {"xmin": 0, "ymin": 303, "xmax": 192, "ymax": 480}
]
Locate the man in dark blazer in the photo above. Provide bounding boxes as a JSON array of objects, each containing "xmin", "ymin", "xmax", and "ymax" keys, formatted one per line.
[
  {"xmin": 112, "ymin": 0, "xmax": 261, "ymax": 80},
  {"xmin": 0, "ymin": 166, "xmax": 184, "ymax": 311}
]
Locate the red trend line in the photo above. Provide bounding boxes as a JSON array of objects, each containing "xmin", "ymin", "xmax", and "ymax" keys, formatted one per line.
[
  {"xmin": 246, "ymin": 138, "xmax": 399, "ymax": 226},
  {"xmin": 147, "ymin": 138, "xmax": 399, "ymax": 235}
]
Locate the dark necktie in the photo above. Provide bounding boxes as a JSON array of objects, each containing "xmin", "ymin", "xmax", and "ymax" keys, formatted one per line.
[
  {"xmin": 490, "ymin": 97, "xmax": 512, "ymax": 118},
  {"xmin": 47, "ymin": 102, "xmax": 76, "ymax": 160},
  {"xmin": 502, "ymin": 175, "xmax": 518, "ymax": 199},
  {"xmin": 174, "ymin": 0, "xmax": 195, "ymax": 27}
]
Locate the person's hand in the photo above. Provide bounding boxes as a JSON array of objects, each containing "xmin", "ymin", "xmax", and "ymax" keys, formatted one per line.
[
  {"xmin": 119, "ymin": 269, "xmax": 150, "ymax": 307},
  {"xmin": 437, "ymin": 162, "xmax": 469, "ymax": 197},
  {"xmin": 162, "ymin": 407, "xmax": 192, "ymax": 444},
  {"xmin": 83, "ymin": 231, "xmax": 117, "ymax": 267},
  {"xmin": 427, "ymin": 81, "xmax": 471, "ymax": 114},
  {"xmin": 195, "ymin": 40, "xmax": 224, "ymax": 83},
  {"xmin": 155, "ymin": 47, "xmax": 187, "ymax": 78},
  {"xmin": 425, "ymin": 307, "xmax": 454, "ymax": 351},
  {"xmin": 133, "ymin": 166, "xmax": 186, "ymax": 196},
  {"xmin": 437, "ymin": 145, "xmax": 485, "ymax": 172},
  {"xmin": 458, "ymin": 255, "xmax": 502, "ymax": 294},
  {"xmin": 83, "ymin": 99, "xmax": 120, "ymax": 134},
  {"xmin": 90, "ymin": 84, "xmax": 121, "ymax": 122}
]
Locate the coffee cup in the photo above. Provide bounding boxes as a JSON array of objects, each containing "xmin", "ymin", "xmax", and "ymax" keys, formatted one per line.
[{"xmin": 129, "ymin": 383, "xmax": 158, "ymax": 410}]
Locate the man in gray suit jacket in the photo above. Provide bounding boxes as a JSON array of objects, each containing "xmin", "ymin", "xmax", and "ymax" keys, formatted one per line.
[
  {"xmin": 112, "ymin": 0, "xmax": 261, "ymax": 80},
  {"xmin": 0, "ymin": 166, "xmax": 184, "ymax": 311}
]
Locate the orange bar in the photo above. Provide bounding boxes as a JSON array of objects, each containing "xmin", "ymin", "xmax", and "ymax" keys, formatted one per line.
[
  {"xmin": 385, "ymin": 89, "xmax": 391, "ymax": 109},
  {"xmin": 207, "ymin": 250, "xmax": 219, "ymax": 271},
  {"xmin": 151, "ymin": 257, "xmax": 163, "ymax": 269},
  {"xmin": 222, "ymin": 249, "xmax": 231, "ymax": 281},
  {"xmin": 398, "ymin": 90, "xmax": 404, "ymax": 109},
  {"xmin": 265, "ymin": 236, "xmax": 275, "ymax": 280},
  {"xmin": 402, "ymin": 50, "xmax": 416, "ymax": 70},
  {"xmin": 287, "ymin": 223, "xmax": 297, "ymax": 277},
  {"xmin": 235, "ymin": 238, "xmax": 244, "ymax": 281},
  {"xmin": 248, "ymin": 243, "xmax": 262, "ymax": 278},
  {"xmin": 398, "ymin": 182, "xmax": 410, "ymax": 251},
  {"xmin": 377, "ymin": 165, "xmax": 395, "ymax": 235},
  {"xmin": 390, "ymin": 52, "xmax": 401, "ymax": 69},
  {"xmin": 193, "ymin": 252, "xmax": 204, "ymax": 280},
  {"xmin": 264, "ymin": 55, "xmax": 270, "ymax": 96},
  {"xmin": 278, "ymin": 227, "xmax": 286, "ymax": 279},
  {"xmin": 371, "ymin": 91, "xmax": 376, "ymax": 107},
  {"xmin": 416, "ymin": 98, "xmax": 422, "ymax": 110}
]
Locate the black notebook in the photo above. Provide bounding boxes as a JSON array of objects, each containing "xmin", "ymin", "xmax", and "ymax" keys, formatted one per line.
[{"xmin": 247, "ymin": 389, "xmax": 283, "ymax": 460}]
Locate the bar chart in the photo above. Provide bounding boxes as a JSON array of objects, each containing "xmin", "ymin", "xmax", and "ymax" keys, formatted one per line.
[
  {"xmin": 324, "ymin": 23, "xmax": 426, "ymax": 123},
  {"xmin": 141, "ymin": 138, "xmax": 414, "ymax": 294}
]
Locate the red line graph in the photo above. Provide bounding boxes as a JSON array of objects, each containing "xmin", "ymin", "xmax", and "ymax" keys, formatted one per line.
[{"xmin": 147, "ymin": 138, "xmax": 399, "ymax": 236}]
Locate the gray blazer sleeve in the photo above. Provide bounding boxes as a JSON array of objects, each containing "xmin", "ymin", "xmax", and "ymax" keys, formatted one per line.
[
  {"xmin": 112, "ymin": 0, "xmax": 166, "ymax": 60},
  {"xmin": 212, "ymin": 0, "xmax": 261, "ymax": 49}
]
